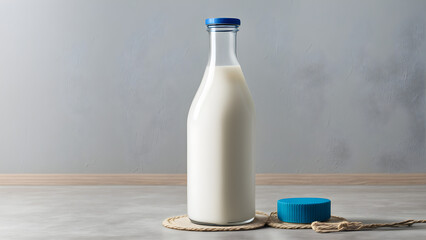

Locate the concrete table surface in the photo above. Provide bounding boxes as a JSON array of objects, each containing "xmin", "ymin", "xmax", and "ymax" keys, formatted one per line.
[{"xmin": 0, "ymin": 185, "xmax": 425, "ymax": 240}]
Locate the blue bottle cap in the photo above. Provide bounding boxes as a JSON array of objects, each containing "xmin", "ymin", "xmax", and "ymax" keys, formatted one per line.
[
  {"xmin": 205, "ymin": 18, "xmax": 241, "ymax": 26},
  {"xmin": 277, "ymin": 198, "xmax": 331, "ymax": 223}
]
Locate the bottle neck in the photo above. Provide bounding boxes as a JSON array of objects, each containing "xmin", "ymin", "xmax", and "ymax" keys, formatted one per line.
[{"xmin": 207, "ymin": 25, "xmax": 239, "ymax": 67}]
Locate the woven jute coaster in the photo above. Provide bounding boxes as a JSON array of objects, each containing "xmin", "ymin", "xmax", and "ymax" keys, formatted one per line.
[
  {"xmin": 267, "ymin": 211, "xmax": 347, "ymax": 229},
  {"xmin": 162, "ymin": 211, "xmax": 269, "ymax": 231}
]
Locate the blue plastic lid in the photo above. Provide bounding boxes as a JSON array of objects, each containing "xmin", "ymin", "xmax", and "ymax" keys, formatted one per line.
[
  {"xmin": 205, "ymin": 18, "xmax": 241, "ymax": 26},
  {"xmin": 277, "ymin": 198, "xmax": 331, "ymax": 224}
]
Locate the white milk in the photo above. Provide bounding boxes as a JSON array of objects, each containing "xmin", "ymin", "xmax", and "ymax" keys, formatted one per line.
[{"xmin": 187, "ymin": 65, "xmax": 255, "ymax": 225}]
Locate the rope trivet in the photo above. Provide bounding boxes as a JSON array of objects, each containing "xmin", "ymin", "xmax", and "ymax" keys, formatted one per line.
[
  {"xmin": 267, "ymin": 211, "xmax": 346, "ymax": 229},
  {"xmin": 312, "ymin": 219, "xmax": 426, "ymax": 233},
  {"xmin": 164, "ymin": 211, "xmax": 426, "ymax": 233},
  {"xmin": 162, "ymin": 211, "xmax": 269, "ymax": 231}
]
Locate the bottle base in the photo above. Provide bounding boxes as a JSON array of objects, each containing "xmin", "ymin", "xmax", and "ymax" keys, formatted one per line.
[{"xmin": 189, "ymin": 217, "xmax": 255, "ymax": 226}]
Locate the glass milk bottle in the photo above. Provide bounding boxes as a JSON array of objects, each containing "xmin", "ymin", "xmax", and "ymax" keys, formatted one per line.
[{"xmin": 187, "ymin": 18, "xmax": 255, "ymax": 225}]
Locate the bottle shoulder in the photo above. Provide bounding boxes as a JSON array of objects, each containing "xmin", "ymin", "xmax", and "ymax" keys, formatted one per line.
[{"xmin": 188, "ymin": 65, "xmax": 254, "ymax": 123}]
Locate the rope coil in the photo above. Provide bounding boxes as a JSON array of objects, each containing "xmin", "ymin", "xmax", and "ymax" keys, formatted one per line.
[
  {"xmin": 164, "ymin": 211, "xmax": 426, "ymax": 233},
  {"xmin": 311, "ymin": 219, "xmax": 426, "ymax": 233}
]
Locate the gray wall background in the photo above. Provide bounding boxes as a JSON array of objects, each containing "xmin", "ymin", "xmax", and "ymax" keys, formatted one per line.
[{"xmin": 0, "ymin": 0, "xmax": 425, "ymax": 173}]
